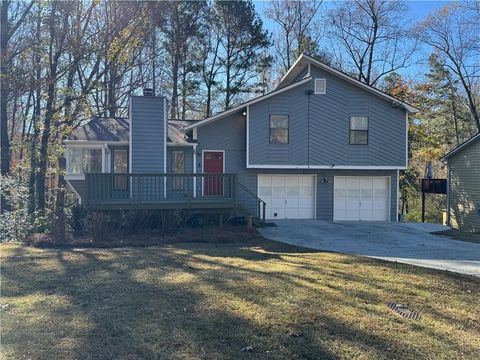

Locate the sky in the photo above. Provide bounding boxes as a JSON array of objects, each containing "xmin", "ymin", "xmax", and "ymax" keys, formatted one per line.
[{"xmin": 254, "ymin": 0, "xmax": 449, "ymax": 80}]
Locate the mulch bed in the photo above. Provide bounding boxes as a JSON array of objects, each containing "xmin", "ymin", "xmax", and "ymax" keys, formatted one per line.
[{"xmin": 25, "ymin": 225, "xmax": 261, "ymax": 249}]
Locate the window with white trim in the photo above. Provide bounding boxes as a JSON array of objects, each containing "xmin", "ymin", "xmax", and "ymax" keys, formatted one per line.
[
  {"xmin": 349, "ymin": 116, "xmax": 369, "ymax": 145},
  {"xmin": 172, "ymin": 150, "xmax": 185, "ymax": 190},
  {"xmin": 67, "ymin": 148, "xmax": 102, "ymax": 175},
  {"xmin": 269, "ymin": 115, "xmax": 289, "ymax": 144},
  {"xmin": 314, "ymin": 78, "xmax": 326, "ymax": 94}
]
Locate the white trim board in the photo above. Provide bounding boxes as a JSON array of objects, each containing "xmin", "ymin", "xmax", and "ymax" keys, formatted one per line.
[
  {"xmin": 246, "ymin": 105, "xmax": 250, "ymax": 167},
  {"xmin": 64, "ymin": 141, "xmax": 127, "ymax": 147},
  {"xmin": 192, "ymin": 144, "xmax": 197, "ymax": 198},
  {"xmin": 166, "ymin": 142, "xmax": 197, "ymax": 147},
  {"xmin": 163, "ymin": 97, "xmax": 167, "ymax": 198},
  {"xmin": 65, "ymin": 175, "xmax": 86, "ymax": 181},
  {"xmin": 185, "ymin": 77, "xmax": 312, "ymax": 130},
  {"xmin": 129, "ymin": 98, "xmax": 133, "ymax": 173},
  {"xmin": 405, "ymin": 112, "xmax": 409, "ymax": 168},
  {"xmin": 396, "ymin": 169, "xmax": 400, "ymax": 222},
  {"xmin": 440, "ymin": 132, "xmax": 480, "ymax": 162},
  {"xmin": 247, "ymin": 164, "xmax": 406, "ymax": 170}
]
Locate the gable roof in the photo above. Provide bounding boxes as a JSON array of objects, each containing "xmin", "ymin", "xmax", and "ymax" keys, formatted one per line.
[
  {"xmin": 440, "ymin": 132, "xmax": 480, "ymax": 161},
  {"xmin": 278, "ymin": 53, "xmax": 419, "ymax": 114},
  {"xmin": 184, "ymin": 76, "xmax": 312, "ymax": 130},
  {"xmin": 186, "ymin": 54, "xmax": 419, "ymax": 131},
  {"xmin": 68, "ymin": 117, "xmax": 190, "ymax": 144},
  {"xmin": 70, "ymin": 117, "xmax": 129, "ymax": 142}
]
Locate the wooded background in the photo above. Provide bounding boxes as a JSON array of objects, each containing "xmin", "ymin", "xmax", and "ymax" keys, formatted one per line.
[{"xmin": 1, "ymin": 0, "xmax": 479, "ymax": 240}]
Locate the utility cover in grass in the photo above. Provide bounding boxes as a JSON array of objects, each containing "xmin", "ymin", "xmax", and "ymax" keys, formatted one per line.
[{"xmin": 388, "ymin": 303, "xmax": 422, "ymax": 320}]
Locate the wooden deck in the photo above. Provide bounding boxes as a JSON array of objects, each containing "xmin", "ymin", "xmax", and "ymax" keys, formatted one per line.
[
  {"xmin": 84, "ymin": 173, "xmax": 237, "ymax": 210},
  {"xmin": 87, "ymin": 199, "xmax": 236, "ymax": 210}
]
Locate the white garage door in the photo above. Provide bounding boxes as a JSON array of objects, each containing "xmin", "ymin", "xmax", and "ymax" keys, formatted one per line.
[
  {"xmin": 334, "ymin": 177, "xmax": 389, "ymax": 221},
  {"xmin": 258, "ymin": 175, "xmax": 315, "ymax": 219}
]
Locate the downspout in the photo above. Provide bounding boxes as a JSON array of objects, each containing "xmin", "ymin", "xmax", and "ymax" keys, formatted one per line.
[
  {"xmin": 305, "ymin": 89, "xmax": 313, "ymax": 169},
  {"xmin": 446, "ymin": 164, "xmax": 451, "ymax": 226}
]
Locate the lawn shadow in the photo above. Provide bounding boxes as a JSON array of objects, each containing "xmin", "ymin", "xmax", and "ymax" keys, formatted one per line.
[{"xmin": 1, "ymin": 240, "xmax": 479, "ymax": 359}]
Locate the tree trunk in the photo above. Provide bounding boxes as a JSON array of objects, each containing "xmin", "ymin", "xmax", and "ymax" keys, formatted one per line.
[
  {"xmin": 170, "ymin": 52, "xmax": 179, "ymax": 119},
  {"xmin": 450, "ymin": 93, "xmax": 460, "ymax": 145},
  {"xmin": 36, "ymin": 80, "xmax": 55, "ymax": 214},
  {"xmin": 206, "ymin": 83, "xmax": 212, "ymax": 117},
  {"xmin": 1, "ymin": 1, "xmax": 10, "ymax": 212}
]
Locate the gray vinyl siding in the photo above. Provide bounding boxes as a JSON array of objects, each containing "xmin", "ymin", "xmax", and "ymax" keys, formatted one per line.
[
  {"xmin": 197, "ymin": 111, "xmax": 398, "ymax": 221},
  {"xmin": 248, "ymin": 64, "xmax": 407, "ymax": 167},
  {"xmin": 130, "ymin": 96, "xmax": 165, "ymax": 173},
  {"xmin": 67, "ymin": 179, "xmax": 87, "ymax": 203},
  {"xmin": 196, "ymin": 112, "xmax": 259, "ymax": 213},
  {"xmin": 448, "ymin": 140, "xmax": 480, "ymax": 232}
]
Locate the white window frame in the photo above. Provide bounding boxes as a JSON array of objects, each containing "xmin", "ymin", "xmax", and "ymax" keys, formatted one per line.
[
  {"xmin": 65, "ymin": 143, "xmax": 107, "ymax": 180},
  {"xmin": 314, "ymin": 78, "xmax": 326, "ymax": 94},
  {"xmin": 269, "ymin": 114, "xmax": 289, "ymax": 145},
  {"xmin": 349, "ymin": 116, "xmax": 369, "ymax": 145}
]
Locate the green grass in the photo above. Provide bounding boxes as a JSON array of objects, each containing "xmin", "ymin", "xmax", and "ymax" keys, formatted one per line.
[{"xmin": 1, "ymin": 237, "xmax": 479, "ymax": 360}]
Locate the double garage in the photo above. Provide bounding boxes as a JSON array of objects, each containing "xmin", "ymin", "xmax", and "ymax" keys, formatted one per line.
[{"xmin": 257, "ymin": 174, "xmax": 391, "ymax": 221}]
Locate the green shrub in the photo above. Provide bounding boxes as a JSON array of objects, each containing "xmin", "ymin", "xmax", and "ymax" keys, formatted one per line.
[{"xmin": 0, "ymin": 176, "xmax": 33, "ymax": 242}]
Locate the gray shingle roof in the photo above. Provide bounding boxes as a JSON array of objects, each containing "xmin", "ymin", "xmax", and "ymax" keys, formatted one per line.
[
  {"xmin": 441, "ymin": 132, "xmax": 480, "ymax": 161},
  {"xmin": 69, "ymin": 117, "xmax": 193, "ymax": 144},
  {"xmin": 70, "ymin": 117, "xmax": 129, "ymax": 141}
]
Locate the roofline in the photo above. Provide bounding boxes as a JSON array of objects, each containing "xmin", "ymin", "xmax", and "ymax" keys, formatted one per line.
[
  {"xmin": 64, "ymin": 140, "xmax": 129, "ymax": 146},
  {"xmin": 278, "ymin": 53, "xmax": 419, "ymax": 114},
  {"xmin": 185, "ymin": 77, "xmax": 312, "ymax": 130},
  {"xmin": 440, "ymin": 132, "xmax": 480, "ymax": 161},
  {"xmin": 278, "ymin": 54, "xmax": 306, "ymax": 85}
]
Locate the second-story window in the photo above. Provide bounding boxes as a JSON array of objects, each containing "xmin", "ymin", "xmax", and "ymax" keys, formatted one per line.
[
  {"xmin": 270, "ymin": 115, "xmax": 289, "ymax": 144},
  {"xmin": 349, "ymin": 116, "xmax": 369, "ymax": 145}
]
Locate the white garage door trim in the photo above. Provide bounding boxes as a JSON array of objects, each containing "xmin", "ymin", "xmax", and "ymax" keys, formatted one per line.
[
  {"xmin": 333, "ymin": 176, "xmax": 391, "ymax": 222},
  {"xmin": 258, "ymin": 174, "xmax": 316, "ymax": 220}
]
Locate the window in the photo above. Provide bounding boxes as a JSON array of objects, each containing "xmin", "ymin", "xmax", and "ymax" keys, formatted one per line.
[
  {"xmin": 113, "ymin": 149, "xmax": 128, "ymax": 174},
  {"xmin": 269, "ymin": 115, "xmax": 289, "ymax": 144},
  {"xmin": 315, "ymin": 78, "xmax": 326, "ymax": 94},
  {"xmin": 67, "ymin": 148, "xmax": 102, "ymax": 175},
  {"xmin": 349, "ymin": 117, "xmax": 368, "ymax": 145},
  {"xmin": 172, "ymin": 150, "xmax": 185, "ymax": 190},
  {"xmin": 112, "ymin": 148, "xmax": 128, "ymax": 191}
]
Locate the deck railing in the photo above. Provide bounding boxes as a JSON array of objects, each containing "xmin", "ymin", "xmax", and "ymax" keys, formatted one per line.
[{"xmin": 85, "ymin": 173, "xmax": 236, "ymax": 207}]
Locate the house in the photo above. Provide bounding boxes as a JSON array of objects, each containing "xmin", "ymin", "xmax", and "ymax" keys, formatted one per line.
[
  {"xmin": 441, "ymin": 133, "xmax": 480, "ymax": 232},
  {"xmin": 65, "ymin": 53, "xmax": 418, "ymax": 223}
]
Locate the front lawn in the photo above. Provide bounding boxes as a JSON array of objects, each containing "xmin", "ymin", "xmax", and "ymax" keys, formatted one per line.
[{"xmin": 1, "ymin": 237, "xmax": 479, "ymax": 359}]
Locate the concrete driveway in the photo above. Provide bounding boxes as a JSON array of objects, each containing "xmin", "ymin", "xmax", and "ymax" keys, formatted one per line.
[{"xmin": 258, "ymin": 220, "xmax": 480, "ymax": 277}]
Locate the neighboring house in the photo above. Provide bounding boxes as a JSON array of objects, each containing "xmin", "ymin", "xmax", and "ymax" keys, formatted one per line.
[
  {"xmin": 65, "ymin": 53, "xmax": 418, "ymax": 223},
  {"xmin": 441, "ymin": 133, "xmax": 480, "ymax": 232}
]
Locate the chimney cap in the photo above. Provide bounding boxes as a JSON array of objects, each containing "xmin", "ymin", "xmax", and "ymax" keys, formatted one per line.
[{"xmin": 143, "ymin": 88, "xmax": 155, "ymax": 96}]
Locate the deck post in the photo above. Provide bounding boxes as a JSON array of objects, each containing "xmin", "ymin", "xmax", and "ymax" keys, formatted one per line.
[
  {"xmin": 262, "ymin": 202, "xmax": 266, "ymax": 226},
  {"xmin": 193, "ymin": 147, "xmax": 197, "ymax": 198},
  {"xmin": 232, "ymin": 174, "xmax": 237, "ymax": 205}
]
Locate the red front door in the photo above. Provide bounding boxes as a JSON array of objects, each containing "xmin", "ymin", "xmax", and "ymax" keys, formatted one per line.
[{"xmin": 203, "ymin": 151, "xmax": 224, "ymax": 196}]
